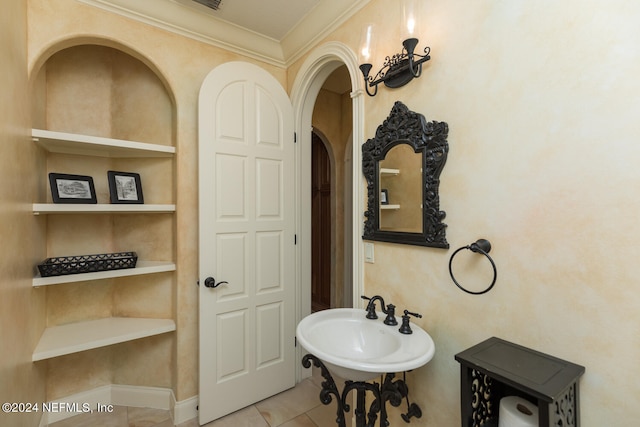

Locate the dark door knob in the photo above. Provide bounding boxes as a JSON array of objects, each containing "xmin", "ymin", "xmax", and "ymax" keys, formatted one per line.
[{"xmin": 204, "ymin": 277, "xmax": 228, "ymax": 288}]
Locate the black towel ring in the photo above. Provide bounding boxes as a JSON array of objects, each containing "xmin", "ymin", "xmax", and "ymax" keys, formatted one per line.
[{"xmin": 448, "ymin": 239, "xmax": 497, "ymax": 295}]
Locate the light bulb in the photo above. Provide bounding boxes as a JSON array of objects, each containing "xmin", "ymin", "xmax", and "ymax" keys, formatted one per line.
[
  {"xmin": 402, "ymin": 0, "xmax": 421, "ymax": 39},
  {"xmin": 359, "ymin": 25, "xmax": 375, "ymax": 63}
]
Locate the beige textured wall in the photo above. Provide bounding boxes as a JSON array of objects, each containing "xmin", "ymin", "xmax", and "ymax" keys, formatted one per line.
[
  {"xmin": 0, "ymin": 1, "xmax": 47, "ymax": 426},
  {"xmin": 10, "ymin": 0, "xmax": 639, "ymax": 425},
  {"xmin": 27, "ymin": 0, "xmax": 286, "ymax": 403},
  {"xmin": 290, "ymin": 0, "xmax": 640, "ymax": 424}
]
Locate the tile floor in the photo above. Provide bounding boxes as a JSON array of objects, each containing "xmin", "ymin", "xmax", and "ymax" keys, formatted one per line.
[{"xmin": 48, "ymin": 369, "xmax": 412, "ymax": 427}]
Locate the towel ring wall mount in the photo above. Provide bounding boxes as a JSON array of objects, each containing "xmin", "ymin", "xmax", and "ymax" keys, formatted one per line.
[{"xmin": 448, "ymin": 239, "xmax": 497, "ymax": 295}]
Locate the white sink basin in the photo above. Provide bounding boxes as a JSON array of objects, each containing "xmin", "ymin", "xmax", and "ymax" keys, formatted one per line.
[{"xmin": 296, "ymin": 308, "xmax": 435, "ymax": 381}]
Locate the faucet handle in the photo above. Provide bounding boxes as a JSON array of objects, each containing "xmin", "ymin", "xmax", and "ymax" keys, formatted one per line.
[
  {"xmin": 399, "ymin": 310, "xmax": 422, "ymax": 334},
  {"xmin": 383, "ymin": 303, "xmax": 398, "ymax": 326}
]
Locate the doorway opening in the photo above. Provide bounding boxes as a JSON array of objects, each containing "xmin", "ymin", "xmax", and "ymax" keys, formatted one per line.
[{"xmin": 310, "ymin": 65, "xmax": 353, "ymax": 311}]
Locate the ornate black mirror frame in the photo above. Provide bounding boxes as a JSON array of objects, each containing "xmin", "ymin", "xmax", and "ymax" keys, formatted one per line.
[{"xmin": 362, "ymin": 101, "xmax": 449, "ymax": 248}]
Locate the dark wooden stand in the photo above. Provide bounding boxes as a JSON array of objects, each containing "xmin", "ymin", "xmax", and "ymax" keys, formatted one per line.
[{"xmin": 455, "ymin": 337, "xmax": 585, "ymax": 427}]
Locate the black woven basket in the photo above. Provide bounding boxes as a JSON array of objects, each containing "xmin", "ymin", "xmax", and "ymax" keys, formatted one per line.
[{"xmin": 37, "ymin": 252, "xmax": 138, "ymax": 277}]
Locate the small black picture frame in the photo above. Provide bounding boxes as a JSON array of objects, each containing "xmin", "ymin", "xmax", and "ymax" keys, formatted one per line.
[
  {"xmin": 49, "ymin": 173, "xmax": 97, "ymax": 204},
  {"xmin": 107, "ymin": 171, "xmax": 144, "ymax": 204},
  {"xmin": 381, "ymin": 189, "xmax": 389, "ymax": 205}
]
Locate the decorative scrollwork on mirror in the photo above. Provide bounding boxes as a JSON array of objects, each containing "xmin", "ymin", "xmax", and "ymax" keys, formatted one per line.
[{"xmin": 362, "ymin": 101, "xmax": 449, "ymax": 248}]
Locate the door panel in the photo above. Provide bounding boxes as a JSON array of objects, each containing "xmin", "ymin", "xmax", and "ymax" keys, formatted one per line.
[
  {"xmin": 256, "ymin": 88, "xmax": 282, "ymax": 147},
  {"xmin": 217, "ymin": 310, "xmax": 247, "ymax": 380},
  {"xmin": 199, "ymin": 61, "xmax": 295, "ymax": 424},
  {"xmin": 217, "ymin": 83, "xmax": 245, "ymax": 142},
  {"xmin": 216, "ymin": 234, "xmax": 246, "ymax": 301},
  {"xmin": 256, "ymin": 231, "xmax": 283, "ymax": 292},
  {"xmin": 256, "ymin": 302, "xmax": 283, "ymax": 367},
  {"xmin": 216, "ymin": 154, "xmax": 246, "ymax": 219},
  {"xmin": 256, "ymin": 159, "xmax": 283, "ymax": 218}
]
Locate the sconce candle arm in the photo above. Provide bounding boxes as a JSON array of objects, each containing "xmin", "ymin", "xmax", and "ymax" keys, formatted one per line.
[
  {"xmin": 403, "ymin": 38, "xmax": 423, "ymax": 78},
  {"xmin": 359, "ymin": 63, "xmax": 378, "ymax": 97},
  {"xmin": 359, "ymin": 39, "xmax": 431, "ymax": 96}
]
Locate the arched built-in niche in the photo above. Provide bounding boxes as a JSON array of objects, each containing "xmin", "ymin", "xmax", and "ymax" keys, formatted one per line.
[
  {"xmin": 30, "ymin": 43, "xmax": 177, "ymax": 400},
  {"xmin": 32, "ymin": 44, "xmax": 173, "ymax": 144}
]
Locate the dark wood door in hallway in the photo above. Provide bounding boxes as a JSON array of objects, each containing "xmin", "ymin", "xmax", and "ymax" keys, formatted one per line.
[{"xmin": 311, "ymin": 133, "xmax": 331, "ymax": 312}]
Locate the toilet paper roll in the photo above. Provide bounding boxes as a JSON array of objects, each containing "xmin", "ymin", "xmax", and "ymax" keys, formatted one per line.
[{"xmin": 498, "ymin": 396, "xmax": 539, "ymax": 427}]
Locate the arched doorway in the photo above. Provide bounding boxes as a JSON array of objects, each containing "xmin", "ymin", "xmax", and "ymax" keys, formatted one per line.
[
  {"xmin": 311, "ymin": 66, "xmax": 352, "ymax": 312},
  {"xmin": 290, "ymin": 41, "xmax": 365, "ymax": 380}
]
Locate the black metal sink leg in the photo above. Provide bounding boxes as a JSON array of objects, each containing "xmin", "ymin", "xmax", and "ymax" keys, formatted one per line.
[
  {"xmin": 302, "ymin": 354, "xmax": 348, "ymax": 427},
  {"xmin": 302, "ymin": 354, "xmax": 421, "ymax": 426}
]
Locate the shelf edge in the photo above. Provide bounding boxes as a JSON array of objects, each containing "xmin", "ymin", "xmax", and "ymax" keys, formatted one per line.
[
  {"xmin": 33, "ymin": 204, "xmax": 176, "ymax": 215},
  {"xmin": 32, "ymin": 128, "xmax": 175, "ymax": 157},
  {"xmin": 32, "ymin": 317, "xmax": 176, "ymax": 361},
  {"xmin": 33, "ymin": 261, "xmax": 176, "ymax": 287}
]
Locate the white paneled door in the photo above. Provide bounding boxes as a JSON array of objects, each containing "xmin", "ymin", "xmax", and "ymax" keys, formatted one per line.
[{"xmin": 198, "ymin": 62, "xmax": 296, "ymax": 424}]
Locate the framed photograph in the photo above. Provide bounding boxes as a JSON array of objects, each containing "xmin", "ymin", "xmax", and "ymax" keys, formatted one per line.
[
  {"xmin": 107, "ymin": 171, "xmax": 144, "ymax": 204},
  {"xmin": 49, "ymin": 173, "xmax": 97, "ymax": 204},
  {"xmin": 381, "ymin": 189, "xmax": 389, "ymax": 205}
]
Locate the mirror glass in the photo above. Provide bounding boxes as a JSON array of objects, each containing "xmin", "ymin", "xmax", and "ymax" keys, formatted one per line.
[
  {"xmin": 362, "ymin": 101, "xmax": 449, "ymax": 248},
  {"xmin": 379, "ymin": 143, "xmax": 422, "ymax": 233}
]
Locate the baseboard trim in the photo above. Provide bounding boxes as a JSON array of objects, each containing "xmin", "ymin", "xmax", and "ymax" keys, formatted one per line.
[
  {"xmin": 38, "ymin": 385, "xmax": 198, "ymax": 426},
  {"xmin": 111, "ymin": 384, "xmax": 173, "ymax": 410},
  {"xmin": 38, "ymin": 385, "xmax": 110, "ymax": 425},
  {"xmin": 173, "ymin": 395, "xmax": 198, "ymax": 425}
]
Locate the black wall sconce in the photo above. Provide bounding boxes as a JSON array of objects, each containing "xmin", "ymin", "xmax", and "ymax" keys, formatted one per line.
[{"xmin": 359, "ymin": 0, "xmax": 431, "ymax": 97}]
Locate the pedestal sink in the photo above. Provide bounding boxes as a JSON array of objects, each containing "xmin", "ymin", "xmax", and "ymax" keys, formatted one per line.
[
  {"xmin": 296, "ymin": 308, "xmax": 435, "ymax": 381},
  {"xmin": 297, "ymin": 308, "xmax": 435, "ymax": 426}
]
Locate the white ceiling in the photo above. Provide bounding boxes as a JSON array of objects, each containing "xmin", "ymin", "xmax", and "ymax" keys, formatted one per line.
[
  {"xmin": 79, "ymin": 0, "xmax": 369, "ymax": 67},
  {"xmin": 174, "ymin": 0, "xmax": 320, "ymax": 40}
]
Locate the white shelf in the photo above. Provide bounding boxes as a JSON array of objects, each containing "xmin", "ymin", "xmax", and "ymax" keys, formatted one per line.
[
  {"xmin": 380, "ymin": 168, "xmax": 400, "ymax": 175},
  {"xmin": 31, "ymin": 125, "xmax": 177, "ymax": 361},
  {"xmin": 33, "ymin": 203, "xmax": 176, "ymax": 215},
  {"xmin": 32, "ymin": 317, "xmax": 176, "ymax": 361},
  {"xmin": 381, "ymin": 204, "xmax": 401, "ymax": 210},
  {"xmin": 32, "ymin": 128, "xmax": 175, "ymax": 158},
  {"xmin": 33, "ymin": 261, "xmax": 176, "ymax": 287}
]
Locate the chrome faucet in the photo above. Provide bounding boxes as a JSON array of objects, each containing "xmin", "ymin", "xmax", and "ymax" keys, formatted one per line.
[{"xmin": 361, "ymin": 295, "xmax": 398, "ymax": 326}]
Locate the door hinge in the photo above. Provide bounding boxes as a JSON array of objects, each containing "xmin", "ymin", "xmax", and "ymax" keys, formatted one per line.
[
  {"xmin": 294, "ymin": 234, "xmax": 297, "ymax": 245},
  {"xmin": 294, "ymin": 132, "xmax": 297, "ymax": 143}
]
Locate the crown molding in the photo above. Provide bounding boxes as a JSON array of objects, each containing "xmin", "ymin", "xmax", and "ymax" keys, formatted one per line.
[
  {"xmin": 281, "ymin": 0, "xmax": 369, "ymax": 66},
  {"xmin": 77, "ymin": 0, "xmax": 369, "ymax": 68},
  {"xmin": 78, "ymin": 0, "xmax": 287, "ymax": 66}
]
